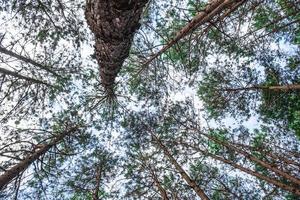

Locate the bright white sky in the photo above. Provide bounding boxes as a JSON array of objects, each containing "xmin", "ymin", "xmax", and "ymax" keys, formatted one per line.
[{"xmin": 0, "ymin": 0, "xmax": 299, "ymax": 198}]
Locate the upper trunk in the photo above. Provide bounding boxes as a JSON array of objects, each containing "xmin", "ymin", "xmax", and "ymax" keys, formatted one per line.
[
  {"xmin": 223, "ymin": 84, "xmax": 300, "ymax": 92},
  {"xmin": 182, "ymin": 142, "xmax": 300, "ymax": 196},
  {"xmin": 85, "ymin": 0, "xmax": 148, "ymax": 95},
  {"xmin": 92, "ymin": 166, "xmax": 102, "ymax": 200},
  {"xmin": 149, "ymin": 130, "xmax": 209, "ymax": 200},
  {"xmin": 149, "ymin": 167, "xmax": 169, "ymax": 200},
  {"xmin": 137, "ymin": 0, "xmax": 246, "ymax": 74}
]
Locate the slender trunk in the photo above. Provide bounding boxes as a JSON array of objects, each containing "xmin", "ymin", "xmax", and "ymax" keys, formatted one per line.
[
  {"xmin": 267, "ymin": 84, "xmax": 300, "ymax": 91},
  {"xmin": 85, "ymin": 0, "xmax": 149, "ymax": 95},
  {"xmin": 149, "ymin": 167, "xmax": 169, "ymax": 200},
  {"xmin": 0, "ymin": 67, "xmax": 52, "ymax": 86},
  {"xmin": 223, "ymin": 84, "xmax": 300, "ymax": 92},
  {"xmin": 137, "ymin": 0, "xmax": 245, "ymax": 74},
  {"xmin": 92, "ymin": 166, "xmax": 102, "ymax": 200},
  {"xmin": 196, "ymin": 130, "xmax": 300, "ymax": 186},
  {"xmin": 234, "ymin": 142, "xmax": 300, "ymax": 169},
  {"xmin": 0, "ymin": 126, "xmax": 78, "ymax": 190},
  {"xmin": 183, "ymin": 142, "xmax": 300, "ymax": 196},
  {"xmin": 0, "ymin": 46, "xmax": 60, "ymax": 77},
  {"xmin": 149, "ymin": 131, "xmax": 209, "ymax": 200}
]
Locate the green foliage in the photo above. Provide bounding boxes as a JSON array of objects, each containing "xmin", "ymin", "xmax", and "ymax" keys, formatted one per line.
[
  {"xmin": 253, "ymin": 1, "xmax": 300, "ymax": 44},
  {"xmin": 252, "ymin": 131, "xmax": 267, "ymax": 148},
  {"xmin": 287, "ymin": 56, "xmax": 300, "ymax": 70},
  {"xmin": 187, "ymin": 0, "xmax": 206, "ymax": 16},
  {"xmin": 1, "ymin": 0, "xmax": 300, "ymax": 199},
  {"xmin": 253, "ymin": 7, "xmax": 277, "ymax": 30},
  {"xmin": 197, "ymin": 67, "xmax": 257, "ymax": 119},
  {"xmin": 212, "ymin": 190, "xmax": 223, "ymax": 200},
  {"xmin": 207, "ymin": 129, "xmax": 228, "ymax": 154},
  {"xmin": 71, "ymin": 192, "xmax": 93, "ymax": 200},
  {"xmin": 251, "ymin": 130, "xmax": 275, "ymax": 178},
  {"xmin": 260, "ymin": 91, "xmax": 300, "ymax": 139},
  {"xmin": 290, "ymin": 111, "xmax": 300, "ymax": 139},
  {"xmin": 162, "ymin": 174, "xmax": 173, "ymax": 189},
  {"xmin": 197, "ymin": 70, "xmax": 228, "ymax": 119},
  {"xmin": 285, "ymin": 193, "xmax": 300, "ymax": 200}
]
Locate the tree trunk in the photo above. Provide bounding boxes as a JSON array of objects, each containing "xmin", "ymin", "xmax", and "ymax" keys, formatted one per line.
[
  {"xmin": 92, "ymin": 166, "xmax": 102, "ymax": 200},
  {"xmin": 233, "ymin": 142, "xmax": 300, "ymax": 169},
  {"xmin": 149, "ymin": 131, "xmax": 209, "ymax": 200},
  {"xmin": 223, "ymin": 84, "xmax": 300, "ymax": 92},
  {"xmin": 196, "ymin": 130, "xmax": 300, "ymax": 186},
  {"xmin": 0, "ymin": 126, "xmax": 78, "ymax": 190},
  {"xmin": 137, "ymin": 0, "xmax": 245, "ymax": 74},
  {"xmin": 0, "ymin": 46, "xmax": 59, "ymax": 77},
  {"xmin": 0, "ymin": 67, "xmax": 52, "ymax": 86},
  {"xmin": 183, "ymin": 142, "xmax": 300, "ymax": 196},
  {"xmin": 149, "ymin": 166, "xmax": 169, "ymax": 200},
  {"xmin": 85, "ymin": 0, "xmax": 149, "ymax": 95},
  {"xmin": 268, "ymin": 84, "xmax": 300, "ymax": 91}
]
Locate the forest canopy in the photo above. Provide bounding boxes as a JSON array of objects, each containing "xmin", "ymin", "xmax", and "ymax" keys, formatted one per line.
[{"xmin": 0, "ymin": 0, "xmax": 300, "ymax": 199}]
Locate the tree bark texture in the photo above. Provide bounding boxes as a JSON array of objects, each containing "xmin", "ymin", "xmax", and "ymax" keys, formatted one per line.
[
  {"xmin": 0, "ymin": 126, "xmax": 78, "ymax": 190},
  {"xmin": 85, "ymin": 0, "xmax": 148, "ymax": 95}
]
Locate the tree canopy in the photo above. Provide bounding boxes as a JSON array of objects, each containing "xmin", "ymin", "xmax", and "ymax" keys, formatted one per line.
[{"xmin": 0, "ymin": 0, "xmax": 299, "ymax": 199}]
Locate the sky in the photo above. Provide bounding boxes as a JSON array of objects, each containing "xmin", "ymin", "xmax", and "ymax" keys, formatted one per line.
[{"xmin": 0, "ymin": 0, "xmax": 300, "ymax": 198}]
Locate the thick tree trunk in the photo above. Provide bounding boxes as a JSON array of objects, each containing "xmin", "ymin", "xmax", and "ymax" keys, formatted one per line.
[
  {"xmin": 0, "ymin": 126, "xmax": 78, "ymax": 190},
  {"xmin": 150, "ymin": 131, "xmax": 209, "ymax": 200},
  {"xmin": 85, "ymin": 0, "xmax": 148, "ymax": 95},
  {"xmin": 0, "ymin": 46, "xmax": 59, "ymax": 77},
  {"xmin": 0, "ymin": 67, "xmax": 52, "ymax": 86}
]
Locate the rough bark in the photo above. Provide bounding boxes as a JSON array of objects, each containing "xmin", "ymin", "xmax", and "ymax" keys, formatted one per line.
[
  {"xmin": 85, "ymin": 0, "xmax": 149, "ymax": 95},
  {"xmin": 137, "ymin": 0, "xmax": 246, "ymax": 74},
  {"xmin": 0, "ymin": 126, "xmax": 78, "ymax": 190},
  {"xmin": 149, "ymin": 131, "xmax": 209, "ymax": 200},
  {"xmin": 0, "ymin": 67, "xmax": 52, "ymax": 86}
]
